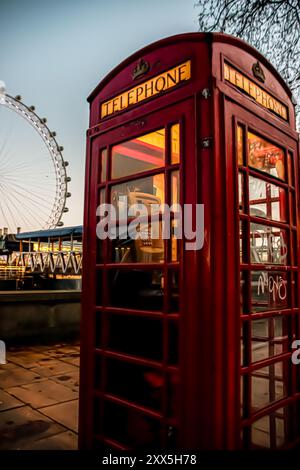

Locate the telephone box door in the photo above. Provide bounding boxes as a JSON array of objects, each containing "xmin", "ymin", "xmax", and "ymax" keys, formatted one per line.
[{"xmin": 81, "ymin": 98, "xmax": 198, "ymax": 450}]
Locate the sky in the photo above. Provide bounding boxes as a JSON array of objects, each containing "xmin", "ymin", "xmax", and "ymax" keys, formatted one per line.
[{"xmin": 0, "ymin": 0, "xmax": 198, "ymax": 228}]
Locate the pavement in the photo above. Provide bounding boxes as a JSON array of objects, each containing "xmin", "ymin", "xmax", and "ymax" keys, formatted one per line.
[{"xmin": 0, "ymin": 342, "xmax": 80, "ymax": 450}]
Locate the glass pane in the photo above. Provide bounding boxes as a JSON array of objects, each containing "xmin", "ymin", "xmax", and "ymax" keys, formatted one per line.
[
  {"xmin": 100, "ymin": 149, "xmax": 107, "ymax": 182},
  {"xmin": 252, "ymin": 415, "xmax": 270, "ymax": 448},
  {"xmin": 168, "ymin": 320, "xmax": 179, "ymax": 364},
  {"xmin": 111, "ymin": 175, "xmax": 165, "ymax": 263},
  {"xmin": 171, "ymin": 124, "xmax": 180, "ymax": 164},
  {"xmin": 252, "ymin": 407, "xmax": 288, "ymax": 448},
  {"xmin": 240, "ymin": 271, "xmax": 247, "ymax": 313},
  {"xmin": 288, "ymin": 152, "xmax": 294, "ymax": 186},
  {"xmin": 249, "ymin": 176, "xmax": 287, "ymax": 222},
  {"xmin": 171, "ymin": 219, "xmax": 180, "ymax": 262},
  {"xmin": 238, "ymin": 172, "xmax": 244, "ymax": 212},
  {"xmin": 251, "ymin": 316, "xmax": 289, "ymax": 362},
  {"xmin": 240, "ymin": 323, "xmax": 247, "ymax": 367},
  {"xmin": 111, "ymin": 174, "xmax": 165, "ymax": 263},
  {"xmin": 240, "ymin": 220, "xmax": 247, "ymax": 263},
  {"xmin": 94, "ymin": 354, "xmax": 102, "ymax": 389},
  {"xmin": 96, "ymin": 270, "xmax": 102, "ymax": 306},
  {"xmin": 248, "ymin": 132, "xmax": 285, "ymax": 180},
  {"xmin": 291, "ymin": 192, "xmax": 296, "ymax": 227},
  {"xmin": 108, "ymin": 269, "xmax": 164, "ymax": 311},
  {"xmin": 111, "ymin": 174, "xmax": 165, "ymax": 217},
  {"xmin": 106, "ymin": 359, "xmax": 163, "ymax": 411},
  {"xmin": 171, "ymin": 171, "xmax": 180, "ymax": 262},
  {"xmin": 171, "ymin": 171, "xmax": 180, "ymax": 205},
  {"xmin": 237, "ymin": 125, "xmax": 244, "ymax": 166},
  {"xmin": 250, "ymin": 223, "xmax": 288, "ymax": 265},
  {"xmin": 112, "ymin": 232, "xmax": 164, "ymax": 263},
  {"xmin": 251, "ymin": 362, "xmax": 287, "ymax": 412},
  {"xmin": 251, "ymin": 270, "xmax": 289, "ymax": 312},
  {"xmin": 97, "ymin": 189, "xmax": 106, "ymax": 263},
  {"xmin": 167, "ymin": 369, "xmax": 179, "ymax": 418},
  {"xmin": 102, "ymin": 401, "xmax": 162, "ymax": 448},
  {"xmin": 107, "ymin": 314, "xmax": 163, "ymax": 361},
  {"xmin": 240, "ymin": 375, "xmax": 248, "ymax": 417},
  {"xmin": 292, "ymin": 231, "xmax": 297, "ymax": 266},
  {"xmin": 112, "ymin": 129, "xmax": 165, "ymax": 179},
  {"xmin": 169, "ymin": 270, "xmax": 179, "ymax": 312}
]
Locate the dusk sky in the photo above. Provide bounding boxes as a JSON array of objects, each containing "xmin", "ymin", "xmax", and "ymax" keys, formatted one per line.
[{"xmin": 0, "ymin": 0, "xmax": 197, "ymax": 228}]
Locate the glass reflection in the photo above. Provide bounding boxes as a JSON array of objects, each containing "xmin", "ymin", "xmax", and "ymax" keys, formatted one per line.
[
  {"xmin": 248, "ymin": 132, "xmax": 285, "ymax": 180},
  {"xmin": 251, "ymin": 270, "xmax": 288, "ymax": 312},
  {"xmin": 111, "ymin": 174, "xmax": 165, "ymax": 217},
  {"xmin": 106, "ymin": 359, "xmax": 163, "ymax": 411},
  {"xmin": 111, "ymin": 174, "xmax": 165, "ymax": 263},
  {"xmin": 251, "ymin": 407, "xmax": 286, "ymax": 448},
  {"xmin": 103, "ymin": 401, "xmax": 162, "ymax": 448},
  {"xmin": 112, "ymin": 129, "xmax": 165, "ymax": 179},
  {"xmin": 108, "ymin": 269, "xmax": 164, "ymax": 311},
  {"xmin": 171, "ymin": 124, "xmax": 180, "ymax": 164},
  {"xmin": 249, "ymin": 176, "xmax": 287, "ymax": 222},
  {"xmin": 251, "ymin": 316, "xmax": 288, "ymax": 362},
  {"xmin": 238, "ymin": 172, "xmax": 244, "ymax": 212},
  {"xmin": 100, "ymin": 149, "xmax": 107, "ymax": 182},
  {"xmin": 250, "ymin": 223, "xmax": 288, "ymax": 265},
  {"xmin": 237, "ymin": 125, "xmax": 244, "ymax": 166},
  {"xmin": 251, "ymin": 362, "xmax": 286, "ymax": 412}
]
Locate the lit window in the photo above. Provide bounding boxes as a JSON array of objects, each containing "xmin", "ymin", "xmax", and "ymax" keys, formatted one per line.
[
  {"xmin": 112, "ymin": 129, "xmax": 165, "ymax": 179},
  {"xmin": 171, "ymin": 124, "xmax": 180, "ymax": 164},
  {"xmin": 248, "ymin": 132, "xmax": 285, "ymax": 180}
]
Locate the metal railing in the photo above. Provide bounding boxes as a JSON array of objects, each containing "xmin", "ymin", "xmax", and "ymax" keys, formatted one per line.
[{"xmin": 10, "ymin": 251, "xmax": 83, "ymax": 275}]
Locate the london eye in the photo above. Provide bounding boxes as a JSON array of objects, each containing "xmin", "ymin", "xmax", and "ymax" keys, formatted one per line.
[{"xmin": 0, "ymin": 81, "xmax": 71, "ymax": 233}]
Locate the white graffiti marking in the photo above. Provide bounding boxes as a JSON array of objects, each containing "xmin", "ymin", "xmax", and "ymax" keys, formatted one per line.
[{"xmin": 257, "ymin": 272, "xmax": 287, "ymax": 302}]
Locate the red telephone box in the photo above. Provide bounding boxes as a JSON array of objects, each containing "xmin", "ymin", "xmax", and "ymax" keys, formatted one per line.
[{"xmin": 80, "ymin": 32, "xmax": 300, "ymax": 450}]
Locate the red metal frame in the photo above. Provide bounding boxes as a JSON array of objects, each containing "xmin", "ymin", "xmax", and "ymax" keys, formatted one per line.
[{"xmin": 80, "ymin": 32, "xmax": 300, "ymax": 450}]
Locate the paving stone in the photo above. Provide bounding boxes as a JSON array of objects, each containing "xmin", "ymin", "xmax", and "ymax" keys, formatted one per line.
[
  {"xmin": 0, "ymin": 405, "xmax": 64, "ymax": 450},
  {"xmin": 18, "ymin": 430, "xmax": 78, "ymax": 450},
  {"xmin": 29, "ymin": 345, "xmax": 62, "ymax": 353},
  {"xmin": 0, "ymin": 362, "xmax": 18, "ymax": 371},
  {"xmin": 0, "ymin": 365, "xmax": 43, "ymax": 389},
  {"xmin": 60, "ymin": 356, "xmax": 80, "ymax": 367},
  {"xmin": 47, "ymin": 346, "xmax": 79, "ymax": 358},
  {"xmin": 50, "ymin": 369, "xmax": 79, "ymax": 392},
  {"xmin": 30, "ymin": 359, "xmax": 78, "ymax": 378},
  {"xmin": 0, "ymin": 390, "xmax": 23, "ymax": 412},
  {"xmin": 39, "ymin": 399, "xmax": 79, "ymax": 432},
  {"xmin": 7, "ymin": 380, "xmax": 78, "ymax": 409},
  {"xmin": 7, "ymin": 351, "xmax": 49, "ymax": 369}
]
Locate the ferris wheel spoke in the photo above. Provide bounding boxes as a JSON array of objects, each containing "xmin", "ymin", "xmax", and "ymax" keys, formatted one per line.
[
  {"xmin": 1, "ymin": 192, "xmax": 19, "ymax": 229},
  {"xmin": 2, "ymin": 187, "xmax": 46, "ymax": 229},
  {"xmin": 3, "ymin": 156, "xmax": 49, "ymax": 173},
  {"xmin": 0, "ymin": 201, "xmax": 10, "ymax": 229},
  {"xmin": 1, "ymin": 171, "xmax": 56, "ymax": 183},
  {"xmin": 0, "ymin": 128, "xmax": 13, "ymax": 164},
  {"xmin": 6, "ymin": 187, "xmax": 55, "ymax": 213},
  {"xmin": 5, "ymin": 180, "xmax": 59, "ymax": 207},
  {"xmin": 0, "ymin": 182, "xmax": 55, "ymax": 216},
  {"xmin": 0, "ymin": 182, "xmax": 54, "ymax": 221},
  {"xmin": 4, "ymin": 187, "xmax": 47, "ymax": 228},
  {"xmin": 0, "ymin": 175, "xmax": 56, "ymax": 191},
  {"xmin": 0, "ymin": 186, "xmax": 36, "ymax": 229}
]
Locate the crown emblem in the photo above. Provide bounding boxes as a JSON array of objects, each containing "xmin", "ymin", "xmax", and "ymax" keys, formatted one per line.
[
  {"xmin": 132, "ymin": 58, "xmax": 150, "ymax": 80},
  {"xmin": 252, "ymin": 61, "xmax": 265, "ymax": 83}
]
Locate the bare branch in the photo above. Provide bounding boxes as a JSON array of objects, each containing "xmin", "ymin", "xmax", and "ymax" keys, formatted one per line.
[{"xmin": 196, "ymin": 0, "xmax": 300, "ymax": 127}]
